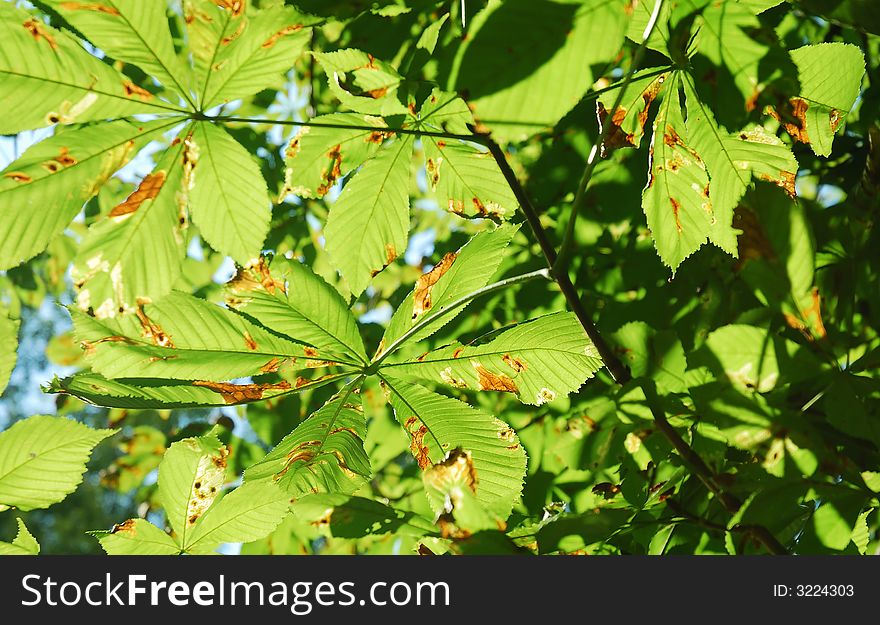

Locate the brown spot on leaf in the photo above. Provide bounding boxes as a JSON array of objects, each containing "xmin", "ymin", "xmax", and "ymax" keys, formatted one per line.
[
  {"xmin": 596, "ymin": 102, "xmax": 635, "ymax": 155},
  {"xmin": 192, "ymin": 380, "xmax": 292, "ymax": 404},
  {"xmin": 767, "ymin": 97, "xmax": 810, "ymax": 144},
  {"xmin": 261, "ymin": 24, "xmax": 303, "ymax": 49},
  {"xmin": 260, "ymin": 357, "xmax": 283, "ymax": 373},
  {"xmin": 670, "ymin": 197, "xmax": 683, "ymax": 233},
  {"xmin": 220, "ymin": 19, "xmax": 247, "ymax": 45},
  {"xmin": 303, "ymin": 346, "xmax": 319, "ymax": 358},
  {"xmin": 367, "ymin": 87, "xmax": 389, "ymax": 99},
  {"xmin": 409, "ymin": 424, "xmax": 431, "ymax": 469},
  {"xmin": 426, "ymin": 158, "xmax": 440, "ymax": 187},
  {"xmin": 23, "ymin": 18, "xmax": 57, "ymax": 49},
  {"xmin": 316, "ymin": 145, "xmax": 343, "ymax": 196},
  {"xmin": 472, "ymin": 362, "xmax": 518, "ymax": 393},
  {"xmin": 214, "ymin": 0, "xmax": 245, "ymax": 16},
  {"xmin": 122, "ymin": 81, "xmax": 153, "ymax": 101},
  {"xmin": 412, "ymin": 252, "xmax": 457, "ymax": 320},
  {"xmin": 41, "ymin": 147, "xmax": 78, "ymax": 173},
  {"xmin": 275, "ymin": 440, "xmax": 321, "ymax": 479},
  {"xmin": 757, "ymin": 170, "xmax": 797, "ymax": 199},
  {"xmin": 591, "ymin": 482, "xmax": 621, "ymax": 499},
  {"xmin": 135, "ymin": 303, "xmax": 174, "ymax": 348},
  {"xmin": 108, "ymin": 171, "xmax": 166, "ymax": 217},
  {"xmin": 243, "ymin": 331, "xmax": 258, "ymax": 351},
  {"xmin": 502, "ymin": 354, "xmax": 527, "ymax": 372},
  {"xmin": 365, "ymin": 129, "xmax": 392, "ymax": 144},
  {"xmin": 3, "ymin": 172, "xmax": 31, "ymax": 183},
  {"xmin": 447, "ymin": 199, "xmax": 465, "ymax": 215},
  {"xmin": 59, "ymin": 2, "xmax": 120, "ymax": 13}
]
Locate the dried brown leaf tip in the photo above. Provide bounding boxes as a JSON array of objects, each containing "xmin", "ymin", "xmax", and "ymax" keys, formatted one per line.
[
  {"xmin": 59, "ymin": 2, "xmax": 120, "ymax": 14},
  {"xmin": 135, "ymin": 303, "xmax": 174, "ymax": 348},
  {"xmin": 412, "ymin": 252, "xmax": 457, "ymax": 320},
  {"xmin": 122, "ymin": 81, "xmax": 153, "ymax": 101},
  {"xmin": 405, "ymin": 416, "xmax": 432, "ymax": 470},
  {"xmin": 108, "ymin": 171, "xmax": 166, "ymax": 217},
  {"xmin": 109, "ymin": 519, "xmax": 137, "ymax": 535},
  {"xmin": 472, "ymin": 362, "xmax": 518, "ymax": 393},
  {"xmin": 23, "ymin": 18, "xmax": 57, "ymax": 49},
  {"xmin": 192, "ymin": 380, "xmax": 292, "ymax": 404},
  {"xmin": 766, "ymin": 97, "xmax": 810, "ymax": 144}
]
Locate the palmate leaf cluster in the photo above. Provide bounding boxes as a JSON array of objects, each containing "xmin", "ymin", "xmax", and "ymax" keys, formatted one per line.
[{"xmin": 0, "ymin": 0, "xmax": 877, "ymax": 555}]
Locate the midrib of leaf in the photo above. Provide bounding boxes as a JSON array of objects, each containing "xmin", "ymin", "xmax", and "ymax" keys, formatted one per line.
[
  {"xmin": 186, "ymin": 496, "xmax": 280, "ymax": 551},
  {"xmin": 105, "ymin": 0, "xmax": 197, "ymax": 110},
  {"xmin": 198, "ymin": 8, "xmax": 234, "ymax": 108},
  {"xmin": 85, "ymin": 313, "xmax": 361, "ymax": 368},
  {"xmin": 316, "ymin": 376, "xmax": 365, "ymax": 451},
  {"xmin": 355, "ymin": 136, "xmax": 411, "ymax": 268},
  {"xmin": 383, "ymin": 344, "xmax": 588, "ymax": 369},
  {"xmin": 377, "ymin": 373, "xmax": 444, "ymax": 453},
  {"xmin": 0, "ymin": 119, "xmax": 181, "ymax": 203},
  {"xmin": 682, "ymin": 71, "xmax": 748, "ymax": 187},
  {"xmin": 0, "ymin": 437, "xmax": 96, "ymax": 484},
  {"xmin": 196, "ymin": 124, "xmax": 252, "ymax": 254},
  {"xmin": 0, "ymin": 70, "xmax": 187, "ymax": 114}
]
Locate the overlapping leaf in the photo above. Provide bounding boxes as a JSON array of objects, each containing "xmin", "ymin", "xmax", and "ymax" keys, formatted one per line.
[
  {"xmin": 0, "ymin": 118, "xmax": 177, "ymax": 270},
  {"xmin": 227, "ymin": 255, "xmax": 368, "ymax": 364},
  {"xmin": 387, "ymin": 312, "xmax": 603, "ymax": 406},
  {"xmin": 245, "ymin": 392, "xmax": 372, "ymax": 499},
  {"xmin": 324, "ymin": 134, "xmax": 414, "ymax": 296},
  {"xmin": 0, "ymin": 2, "xmax": 181, "ymax": 134},
  {"xmin": 683, "ymin": 74, "xmax": 798, "ymax": 255},
  {"xmin": 643, "ymin": 72, "xmax": 714, "ymax": 270},
  {"xmin": 71, "ymin": 291, "xmax": 351, "ymax": 382},
  {"xmin": 71, "ymin": 130, "xmax": 188, "ymax": 317},
  {"xmin": 383, "ymin": 377, "xmax": 526, "ymax": 519},
  {"xmin": 0, "ymin": 518, "xmax": 40, "ymax": 556}
]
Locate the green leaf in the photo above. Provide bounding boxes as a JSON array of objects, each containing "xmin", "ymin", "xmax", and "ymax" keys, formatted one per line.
[
  {"xmin": 683, "ymin": 73, "xmax": 798, "ymax": 255},
  {"xmin": 416, "ymin": 13, "xmax": 448, "ymax": 54},
  {"xmin": 785, "ymin": 43, "xmax": 866, "ymax": 156},
  {"xmin": 693, "ymin": 0, "xmax": 774, "ymax": 111},
  {"xmin": 383, "ymin": 377, "xmax": 526, "ymax": 519},
  {"xmin": 0, "ymin": 118, "xmax": 178, "ymax": 270},
  {"xmin": 314, "ymin": 48, "xmax": 408, "ymax": 116},
  {"xmin": 245, "ymin": 391, "xmax": 371, "ymax": 499},
  {"xmin": 421, "ymin": 94, "xmax": 518, "ymax": 219},
  {"xmin": 44, "ymin": 0, "xmax": 195, "ymax": 106},
  {"xmin": 282, "ymin": 113, "xmax": 388, "ymax": 199},
  {"xmin": 380, "ymin": 223, "xmax": 519, "ymax": 353},
  {"xmin": 47, "ymin": 371, "xmax": 347, "ymax": 409},
  {"xmin": 0, "ymin": 415, "xmax": 114, "ymax": 511},
  {"xmin": 387, "ymin": 312, "xmax": 603, "ymax": 406},
  {"xmin": 596, "ymin": 68, "xmax": 671, "ymax": 156},
  {"xmin": 96, "ymin": 518, "xmax": 181, "ymax": 555},
  {"xmin": 194, "ymin": 3, "xmax": 312, "ymax": 109},
  {"xmin": 189, "ymin": 122, "xmax": 270, "ymax": 264},
  {"xmin": 0, "ymin": 3, "xmax": 181, "ymax": 134},
  {"xmin": 227, "ymin": 255, "xmax": 368, "ymax": 363},
  {"xmin": 292, "ymin": 493, "xmax": 436, "ymax": 538},
  {"xmin": 690, "ymin": 324, "xmax": 823, "ymax": 392},
  {"xmin": 535, "ymin": 508, "xmax": 633, "ymax": 554},
  {"xmin": 0, "ymin": 307, "xmax": 18, "ymax": 396},
  {"xmin": 325, "ymin": 134, "xmax": 414, "ymax": 296},
  {"xmin": 0, "ymin": 518, "xmax": 40, "ymax": 556},
  {"xmin": 642, "ymin": 72, "xmax": 713, "ymax": 271},
  {"xmin": 71, "ymin": 129, "xmax": 188, "ymax": 317},
  {"xmin": 185, "ymin": 481, "xmax": 290, "ymax": 551},
  {"xmin": 157, "ymin": 430, "xmax": 227, "ymax": 547},
  {"xmin": 422, "ymin": 448, "xmax": 501, "ymax": 535},
  {"xmin": 72, "ymin": 291, "xmax": 346, "ymax": 381},
  {"xmin": 447, "ymin": 0, "xmax": 627, "ymax": 141}
]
